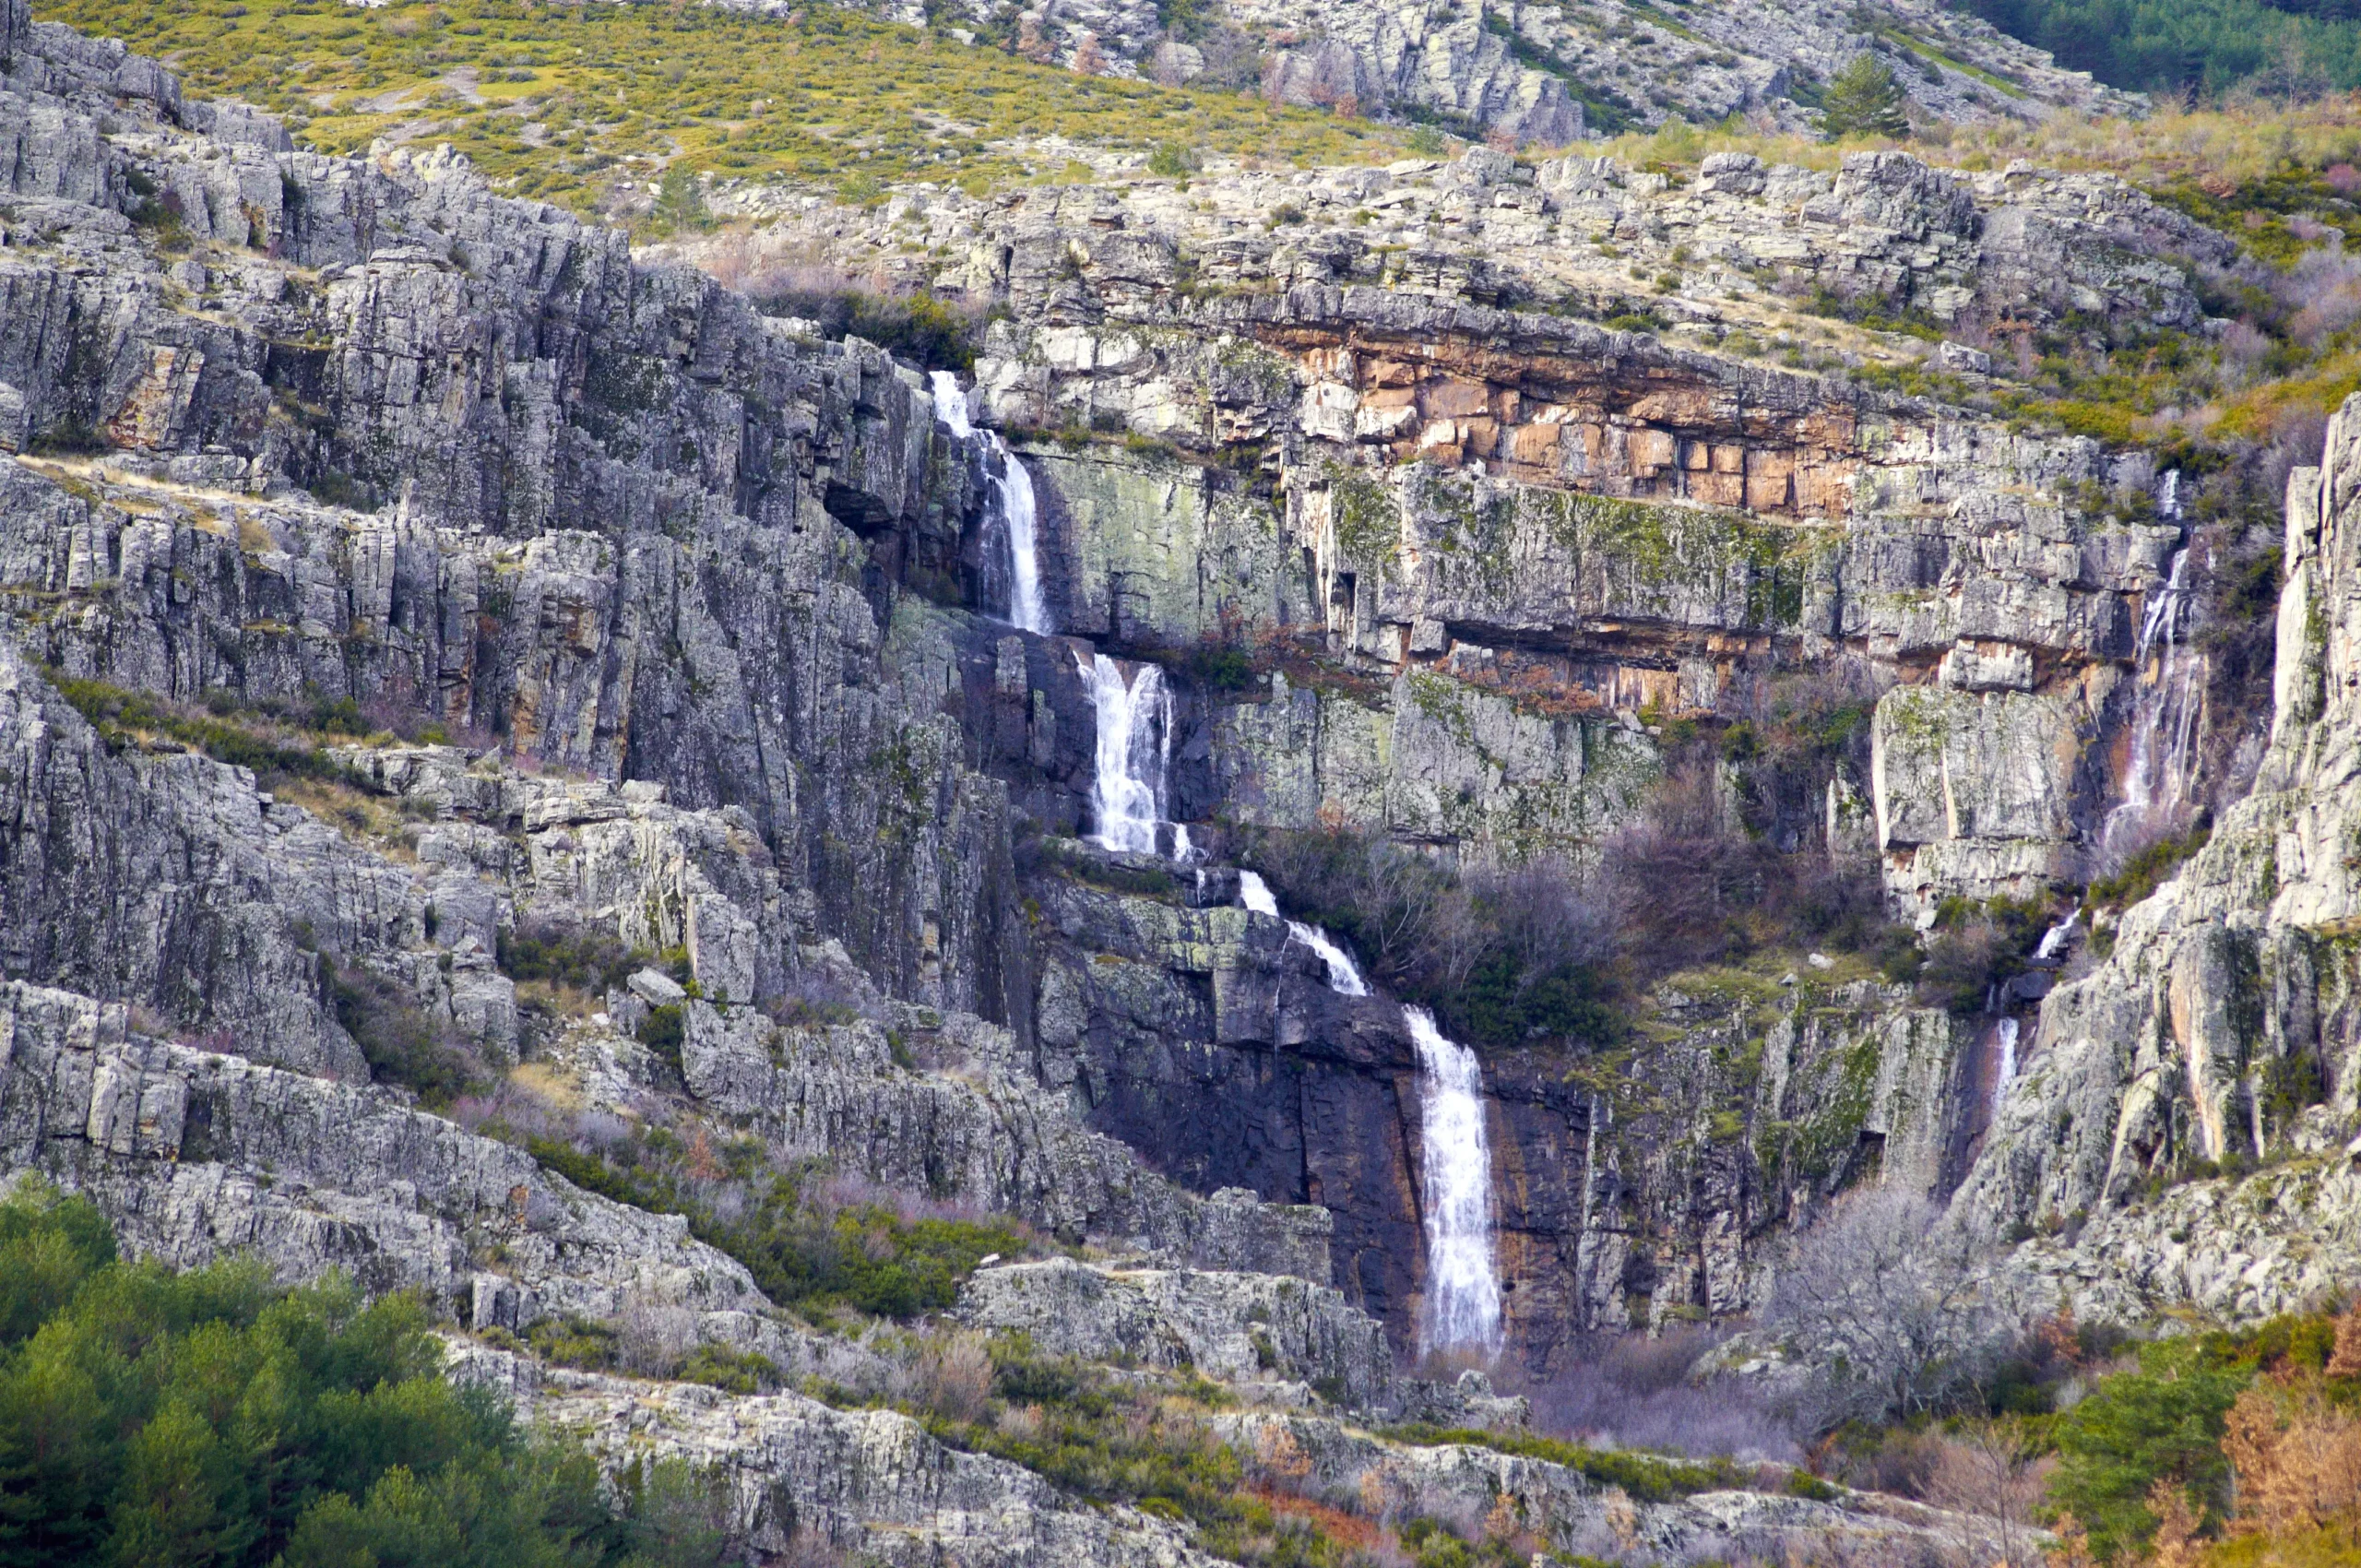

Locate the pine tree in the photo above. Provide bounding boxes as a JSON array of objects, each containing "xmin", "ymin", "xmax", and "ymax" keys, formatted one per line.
[{"xmin": 1820, "ymin": 53, "xmax": 1911, "ymax": 139}]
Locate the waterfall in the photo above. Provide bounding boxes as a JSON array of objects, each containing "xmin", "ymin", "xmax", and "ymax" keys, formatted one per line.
[
  {"xmin": 1992, "ymin": 1016, "xmax": 2020, "ymax": 1116},
  {"xmin": 1238, "ymin": 871, "xmax": 1369, "ymax": 996},
  {"xmin": 2102, "ymin": 475, "xmax": 2202, "ymax": 858},
  {"xmin": 2034, "ymin": 910, "xmax": 2078, "ymax": 964},
  {"xmin": 1237, "ymin": 874, "xmax": 1498, "ymax": 1359},
  {"xmin": 1002, "ymin": 453, "xmax": 1050, "ymax": 636},
  {"xmin": 931, "ymin": 371, "xmax": 1050, "ymax": 635},
  {"xmin": 1407, "ymin": 1005, "xmax": 1503, "ymax": 1360},
  {"xmin": 1080, "ymin": 651, "xmax": 1170, "ymax": 854}
]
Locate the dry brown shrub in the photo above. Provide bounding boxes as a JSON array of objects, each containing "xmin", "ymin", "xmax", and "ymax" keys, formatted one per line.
[
  {"xmin": 902, "ymin": 1329, "xmax": 993, "ymax": 1424},
  {"xmin": 1252, "ymin": 1422, "xmax": 1313, "ymax": 1486},
  {"xmin": 2326, "ymin": 1301, "xmax": 2361, "ymax": 1381},
  {"xmin": 1244, "ymin": 1487, "xmax": 1385, "ymax": 1553},
  {"xmin": 2044, "ymin": 1510, "xmax": 2099, "ymax": 1568},
  {"xmin": 2146, "ymin": 1480, "xmax": 2204, "ymax": 1568},
  {"xmin": 1920, "ymin": 1420, "xmax": 2051, "ymax": 1568},
  {"xmin": 2222, "ymin": 1379, "xmax": 2361, "ymax": 1537}
]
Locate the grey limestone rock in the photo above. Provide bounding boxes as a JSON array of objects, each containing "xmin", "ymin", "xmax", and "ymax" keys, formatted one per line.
[{"xmin": 955, "ymin": 1255, "xmax": 1396, "ymax": 1410}]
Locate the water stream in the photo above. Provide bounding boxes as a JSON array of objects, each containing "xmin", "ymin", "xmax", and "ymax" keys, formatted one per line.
[
  {"xmin": 1238, "ymin": 871, "xmax": 1369, "ymax": 996},
  {"xmin": 931, "ymin": 371, "xmax": 1050, "ymax": 635},
  {"xmin": 1406, "ymin": 1005, "xmax": 1505, "ymax": 1360},
  {"xmin": 1078, "ymin": 625, "xmax": 1499, "ymax": 1360},
  {"xmin": 1992, "ymin": 1016, "xmax": 2020, "ymax": 1117},
  {"xmin": 2034, "ymin": 910, "xmax": 2078, "ymax": 965},
  {"xmin": 2102, "ymin": 473, "xmax": 2201, "ymax": 857},
  {"xmin": 1078, "ymin": 650, "xmax": 1171, "ymax": 855},
  {"xmin": 1236, "ymin": 874, "xmax": 1497, "ymax": 1356}
]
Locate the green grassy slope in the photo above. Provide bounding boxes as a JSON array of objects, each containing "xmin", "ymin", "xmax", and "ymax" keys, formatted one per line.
[{"xmin": 42, "ymin": 0, "xmax": 1406, "ymax": 220}]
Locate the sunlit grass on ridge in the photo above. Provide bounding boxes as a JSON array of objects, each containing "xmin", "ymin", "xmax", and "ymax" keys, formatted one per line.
[{"xmin": 42, "ymin": 0, "xmax": 1411, "ymax": 220}]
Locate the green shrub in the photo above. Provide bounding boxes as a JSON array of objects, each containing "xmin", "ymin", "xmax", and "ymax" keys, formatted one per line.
[
  {"xmin": 753, "ymin": 286, "xmax": 987, "ymax": 374},
  {"xmin": 1145, "ymin": 141, "xmax": 1199, "ymax": 178},
  {"xmin": 25, "ymin": 419, "xmax": 110, "ymax": 456},
  {"xmin": 43, "ymin": 672, "xmax": 375, "ymax": 791},
  {"xmin": 0, "ymin": 1180, "xmax": 740, "ymax": 1568},
  {"xmin": 2047, "ymin": 1336, "xmax": 2250, "ymax": 1560},
  {"xmin": 332, "ymin": 961, "xmax": 483, "ymax": 1105},
  {"xmin": 1819, "ymin": 53, "xmax": 1909, "ymax": 138},
  {"xmin": 2089, "ymin": 823, "xmax": 2213, "ymax": 911},
  {"xmin": 636, "ymin": 1004, "xmax": 685, "ymax": 1071},
  {"xmin": 500, "ymin": 920, "xmax": 648, "ymax": 996}
]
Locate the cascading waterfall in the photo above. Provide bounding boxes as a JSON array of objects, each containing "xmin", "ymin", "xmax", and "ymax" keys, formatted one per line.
[
  {"xmin": 1238, "ymin": 871, "xmax": 1369, "ymax": 996},
  {"xmin": 1079, "ymin": 650, "xmax": 1170, "ymax": 854},
  {"xmin": 930, "ymin": 371, "xmax": 1050, "ymax": 635},
  {"xmin": 1235, "ymin": 873, "xmax": 1499, "ymax": 1357},
  {"xmin": 2102, "ymin": 472, "xmax": 2202, "ymax": 857},
  {"xmin": 1001, "ymin": 450, "xmax": 1050, "ymax": 636},
  {"xmin": 1073, "ymin": 614, "xmax": 1497, "ymax": 1360},
  {"xmin": 1406, "ymin": 1005, "xmax": 1504, "ymax": 1360},
  {"xmin": 2034, "ymin": 910, "xmax": 2078, "ymax": 964},
  {"xmin": 1992, "ymin": 1016, "xmax": 2020, "ymax": 1116}
]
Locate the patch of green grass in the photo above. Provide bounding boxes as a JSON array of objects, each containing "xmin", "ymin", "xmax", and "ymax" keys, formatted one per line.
[
  {"xmin": 519, "ymin": 1134, "xmax": 1027, "ymax": 1321},
  {"xmin": 44, "ymin": 0, "xmax": 1411, "ymax": 227},
  {"xmin": 42, "ymin": 672, "xmax": 383, "ymax": 790}
]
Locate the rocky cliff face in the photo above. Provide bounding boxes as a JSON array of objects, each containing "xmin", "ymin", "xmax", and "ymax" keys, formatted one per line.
[
  {"xmin": 0, "ymin": 0, "xmax": 2315, "ymax": 1407},
  {"xmin": 1944, "ymin": 396, "xmax": 2361, "ymax": 1325},
  {"xmin": 819, "ymin": 0, "xmax": 2134, "ymax": 140},
  {"xmin": 709, "ymin": 139, "xmax": 2219, "ymax": 916}
]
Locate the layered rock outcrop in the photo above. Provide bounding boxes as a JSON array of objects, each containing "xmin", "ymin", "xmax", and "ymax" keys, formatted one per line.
[
  {"xmin": 0, "ymin": 0, "xmax": 2317, "ymax": 1401},
  {"xmin": 1948, "ymin": 396, "xmax": 2361, "ymax": 1323},
  {"xmin": 820, "ymin": 0, "xmax": 2132, "ymax": 140},
  {"xmin": 706, "ymin": 139, "xmax": 2219, "ymax": 913}
]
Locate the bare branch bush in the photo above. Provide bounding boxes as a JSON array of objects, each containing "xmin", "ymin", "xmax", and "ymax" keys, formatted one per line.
[
  {"xmin": 617, "ymin": 1289, "xmax": 700, "ymax": 1378},
  {"xmin": 895, "ymin": 1327, "xmax": 995, "ymax": 1425},
  {"xmin": 1762, "ymin": 1188, "xmax": 2003, "ymax": 1429},
  {"xmin": 1921, "ymin": 1418, "xmax": 2054, "ymax": 1568},
  {"xmin": 1509, "ymin": 1325, "xmax": 1803, "ymax": 1463}
]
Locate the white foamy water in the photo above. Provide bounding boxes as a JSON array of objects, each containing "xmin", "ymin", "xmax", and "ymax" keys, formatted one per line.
[
  {"xmin": 1237, "ymin": 871, "xmax": 1369, "ymax": 995},
  {"xmin": 2035, "ymin": 911, "xmax": 2078, "ymax": 964},
  {"xmin": 931, "ymin": 370, "xmax": 1050, "ymax": 635},
  {"xmin": 1993, "ymin": 1016, "xmax": 2020, "ymax": 1116},
  {"xmin": 1406, "ymin": 1005, "xmax": 1501, "ymax": 1360},
  {"xmin": 1080, "ymin": 650, "xmax": 1169, "ymax": 854},
  {"xmin": 1238, "ymin": 873, "xmax": 1499, "ymax": 1357},
  {"xmin": 1292, "ymin": 923, "xmax": 1369, "ymax": 996},
  {"xmin": 929, "ymin": 368, "xmax": 975, "ymax": 439},
  {"xmin": 2103, "ymin": 474, "xmax": 2202, "ymax": 857}
]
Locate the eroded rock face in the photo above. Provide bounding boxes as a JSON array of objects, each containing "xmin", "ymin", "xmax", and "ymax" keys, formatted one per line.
[
  {"xmin": 673, "ymin": 992, "xmax": 1335, "ymax": 1275},
  {"xmin": 684, "ymin": 137, "xmax": 2217, "ymax": 915},
  {"xmin": 0, "ymin": 642, "xmax": 386, "ymax": 1078},
  {"xmin": 955, "ymin": 1256, "xmax": 1396, "ymax": 1409},
  {"xmin": 1212, "ymin": 1408, "xmax": 2015, "ymax": 1565},
  {"xmin": 1948, "ymin": 396, "xmax": 2361, "ymax": 1324},
  {"xmin": 0, "ymin": 3, "xmax": 2319, "ymax": 1396},
  {"xmin": 820, "ymin": 0, "xmax": 2131, "ymax": 141},
  {"xmin": 0, "ymin": 980, "xmax": 766, "ymax": 1328},
  {"xmin": 0, "ymin": 38, "xmax": 1014, "ymax": 1015},
  {"xmin": 1020, "ymin": 858, "xmax": 1977, "ymax": 1361},
  {"xmin": 486, "ymin": 1350, "xmax": 1226, "ymax": 1568}
]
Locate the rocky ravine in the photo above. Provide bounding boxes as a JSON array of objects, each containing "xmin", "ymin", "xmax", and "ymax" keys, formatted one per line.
[
  {"xmin": 0, "ymin": 0, "xmax": 2286, "ymax": 1371},
  {"xmin": 0, "ymin": 0, "xmax": 2353, "ymax": 1475},
  {"xmin": 1951, "ymin": 396, "xmax": 2361, "ymax": 1327}
]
